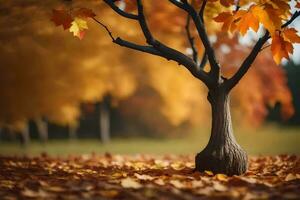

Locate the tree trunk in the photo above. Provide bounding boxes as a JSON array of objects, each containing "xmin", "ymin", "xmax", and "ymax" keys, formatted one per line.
[
  {"xmin": 99, "ymin": 97, "xmax": 110, "ymax": 143},
  {"xmin": 35, "ymin": 119, "xmax": 48, "ymax": 143},
  {"xmin": 20, "ymin": 124, "xmax": 30, "ymax": 147},
  {"xmin": 195, "ymin": 88, "xmax": 248, "ymax": 175},
  {"xmin": 69, "ymin": 123, "xmax": 78, "ymax": 140}
]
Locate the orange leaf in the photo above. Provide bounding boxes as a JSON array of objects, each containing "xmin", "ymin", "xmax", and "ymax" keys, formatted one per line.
[
  {"xmin": 213, "ymin": 12, "xmax": 237, "ymax": 33},
  {"xmin": 236, "ymin": 9, "xmax": 259, "ymax": 35},
  {"xmin": 251, "ymin": 5, "xmax": 282, "ymax": 35},
  {"xmin": 271, "ymin": 33, "xmax": 293, "ymax": 64},
  {"xmin": 282, "ymin": 28, "xmax": 300, "ymax": 43}
]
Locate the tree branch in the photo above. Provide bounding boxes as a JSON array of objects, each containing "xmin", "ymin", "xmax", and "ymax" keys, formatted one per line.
[
  {"xmin": 199, "ymin": 0, "xmax": 207, "ymax": 22},
  {"xmin": 93, "ymin": 17, "xmax": 162, "ymax": 56},
  {"xmin": 224, "ymin": 11, "xmax": 300, "ymax": 91},
  {"xmin": 224, "ymin": 32, "xmax": 270, "ymax": 91},
  {"xmin": 101, "ymin": 0, "xmax": 213, "ymax": 88},
  {"xmin": 134, "ymin": 0, "xmax": 213, "ymax": 87},
  {"xmin": 103, "ymin": 0, "xmax": 139, "ymax": 20},
  {"xmin": 199, "ymin": 50, "xmax": 208, "ymax": 69},
  {"xmin": 169, "ymin": 0, "xmax": 220, "ymax": 82},
  {"xmin": 185, "ymin": 14, "xmax": 198, "ymax": 63},
  {"xmin": 282, "ymin": 11, "xmax": 300, "ymax": 28}
]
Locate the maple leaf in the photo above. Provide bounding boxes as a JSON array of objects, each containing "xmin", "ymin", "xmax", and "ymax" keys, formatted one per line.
[
  {"xmin": 282, "ymin": 28, "xmax": 300, "ymax": 43},
  {"xmin": 69, "ymin": 17, "xmax": 89, "ymax": 40},
  {"xmin": 235, "ymin": 8, "xmax": 260, "ymax": 35},
  {"xmin": 266, "ymin": 0, "xmax": 290, "ymax": 18},
  {"xmin": 271, "ymin": 33, "xmax": 293, "ymax": 64},
  {"xmin": 213, "ymin": 12, "xmax": 237, "ymax": 33},
  {"xmin": 297, "ymin": 2, "xmax": 300, "ymax": 9},
  {"xmin": 251, "ymin": 5, "xmax": 282, "ymax": 35},
  {"xmin": 51, "ymin": 9, "xmax": 73, "ymax": 30}
]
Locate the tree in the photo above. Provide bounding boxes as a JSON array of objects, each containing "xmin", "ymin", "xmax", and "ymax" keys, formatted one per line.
[{"xmin": 51, "ymin": 0, "xmax": 300, "ymax": 175}]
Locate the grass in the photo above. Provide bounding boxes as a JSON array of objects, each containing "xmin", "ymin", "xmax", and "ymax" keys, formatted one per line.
[{"xmin": 0, "ymin": 124, "xmax": 299, "ymax": 156}]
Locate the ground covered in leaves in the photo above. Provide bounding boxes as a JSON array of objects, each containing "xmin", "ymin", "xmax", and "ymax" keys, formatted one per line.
[{"xmin": 0, "ymin": 154, "xmax": 299, "ymax": 200}]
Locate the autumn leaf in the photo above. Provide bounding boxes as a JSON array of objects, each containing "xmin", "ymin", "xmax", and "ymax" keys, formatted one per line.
[
  {"xmin": 251, "ymin": 4, "xmax": 282, "ymax": 35},
  {"xmin": 282, "ymin": 28, "xmax": 300, "ymax": 43},
  {"xmin": 235, "ymin": 8, "xmax": 260, "ymax": 35},
  {"xmin": 51, "ymin": 9, "xmax": 73, "ymax": 30},
  {"xmin": 120, "ymin": 177, "xmax": 142, "ymax": 189},
  {"xmin": 213, "ymin": 12, "xmax": 237, "ymax": 33},
  {"xmin": 215, "ymin": 173, "xmax": 228, "ymax": 181},
  {"xmin": 1, "ymin": 154, "xmax": 300, "ymax": 199},
  {"xmin": 296, "ymin": 2, "xmax": 300, "ymax": 9},
  {"xmin": 271, "ymin": 33, "xmax": 293, "ymax": 64},
  {"xmin": 69, "ymin": 17, "xmax": 89, "ymax": 40}
]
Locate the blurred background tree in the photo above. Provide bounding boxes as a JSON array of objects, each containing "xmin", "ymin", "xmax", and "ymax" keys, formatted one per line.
[{"xmin": 0, "ymin": 0, "xmax": 297, "ymax": 146}]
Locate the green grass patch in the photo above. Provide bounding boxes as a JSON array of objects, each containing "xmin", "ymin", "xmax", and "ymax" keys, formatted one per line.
[{"xmin": 0, "ymin": 124, "xmax": 299, "ymax": 156}]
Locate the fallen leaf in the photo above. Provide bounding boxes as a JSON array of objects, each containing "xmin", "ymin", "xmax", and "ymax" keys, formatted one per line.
[{"xmin": 121, "ymin": 178, "xmax": 142, "ymax": 189}]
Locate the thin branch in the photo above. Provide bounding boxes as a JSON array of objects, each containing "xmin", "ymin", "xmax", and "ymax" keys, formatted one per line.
[
  {"xmin": 185, "ymin": 14, "xmax": 198, "ymax": 63},
  {"xmin": 260, "ymin": 44, "xmax": 271, "ymax": 52},
  {"xmin": 135, "ymin": 0, "xmax": 213, "ymax": 87},
  {"xmin": 136, "ymin": 0, "xmax": 155, "ymax": 44},
  {"xmin": 94, "ymin": 17, "xmax": 163, "ymax": 56},
  {"xmin": 224, "ymin": 32, "xmax": 270, "ymax": 91},
  {"xmin": 99, "ymin": 0, "xmax": 213, "ymax": 88},
  {"xmin": 169, "ymin": 0, "xmax": 220, "ymax": 81},
  {"xmin": 199, "ymin": 50, "xmax": 208, "ymax": 69},
  {"xmin": 93, "ymin": 17, "xmax": 115, "ymax": 41},
  {"xmin": 235, "ymin": 0, "xmax": 240, "ymax": 11},
  {"xmin": 114, "ymin": 37, "xmax": 163, "ymax": 56},
  {"xmin": 282, "ymin": 11, "xmax": 300, "ymax": 28},
  {"xmin": 103, "ymin": 0, "xmax": 139, "ymax": 20},
  {"xmin": 199, "ymin": 0, "xmax": 207, "ymax": 22}
]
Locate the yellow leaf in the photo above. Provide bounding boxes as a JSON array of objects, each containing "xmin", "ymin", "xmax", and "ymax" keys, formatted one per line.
[
  {"xmin": 170, "ymin": 180, "xmax": 185, "ymax": 189},
  {"xmin": 134, "ymin": 173, "xmax": 154, "ymax": 181},
  {"xmin": 120, "ymin": 178, "xmax": 142, "ymax": 189},
  {"xmin": 285, "ymin": 173, "xmax": 298, "ymax": 181},
  {"xmin": 215, "ymin": 173, "xmax": 228, "ymax": 181},
  {"xmin": 69, "ymin": 17, "xmax": 88, "ymax": 40},
  {"xmin": 205, "ymin": 170, "xmax": 214, "ymax": 176}
]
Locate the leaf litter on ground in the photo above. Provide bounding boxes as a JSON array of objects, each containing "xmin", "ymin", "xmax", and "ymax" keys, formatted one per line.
[{"xmin": 0, "ymin": 154, "xmax": 299, "ymax": 199}]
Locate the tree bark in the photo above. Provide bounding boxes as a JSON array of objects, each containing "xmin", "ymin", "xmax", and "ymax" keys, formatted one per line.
[
  {"xmin": 195, "ymin": 88, "xmax": 248, "ymax": 175},
  {"xmin": 99, "ymin": 97, "xmax": 110, "ymax": 143}
]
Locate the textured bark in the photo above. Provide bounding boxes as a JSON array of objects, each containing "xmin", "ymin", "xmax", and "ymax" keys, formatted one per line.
[{"xmin": 195, "ymin": 88, "xmax": 248, "ymax": 175}]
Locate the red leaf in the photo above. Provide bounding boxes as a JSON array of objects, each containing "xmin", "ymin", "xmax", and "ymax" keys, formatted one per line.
[{"xmin": 51, "ymin": 9, "xmax": 73, "ymax": 30}]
